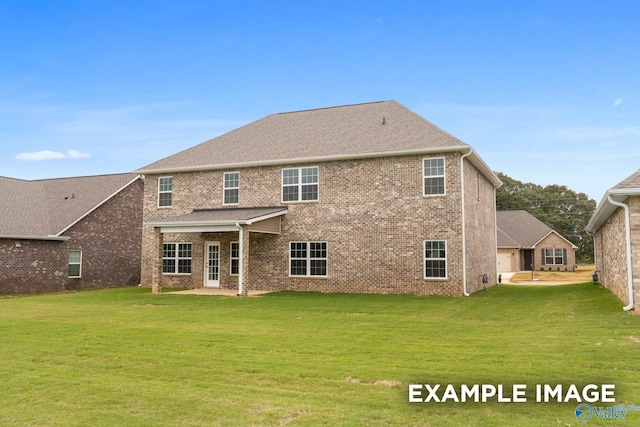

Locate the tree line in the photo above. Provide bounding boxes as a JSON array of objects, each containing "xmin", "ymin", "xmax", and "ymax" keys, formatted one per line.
[{"xmin": 495, "ymin": 172, "xmax": 596, "ymax": 264}]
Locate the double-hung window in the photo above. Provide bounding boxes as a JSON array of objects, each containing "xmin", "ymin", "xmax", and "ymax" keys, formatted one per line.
[
  {"xmin": 543, "ymin": 248, "xmax": 565, "ymax": 265},
  {"xmin": 163, "ymin": 243, "xmax": 192, "ymax": 274},
  {"xmin": 230, "ymin": 242, "xmax": 240, "ymax": 275},
  {"xmin": 68, "ymin": 250, "xmax": 82, "ymax": 278},
  {"xmin": 290, "ymin": 241, "xmax": 327, "ymax": 276},
  {"xmin": 424, "ymin": 240, "xmax": 447, "ymax": 278},
  {"xmin": 158, "ymin": 176, "xmax": 173, "ymax": 207},
  {"xmin": 423, "ymin": 158, "xmax": 445, "ymax": 195},
  {"xmin": 282, "ymin": 167, "xmax": 318, "ymax": 202},
  {"xmin": 223, "ymin": 172, "xmax": 239, "ymax": 205}
]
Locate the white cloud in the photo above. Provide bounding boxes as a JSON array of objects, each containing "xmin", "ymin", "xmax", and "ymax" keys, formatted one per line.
[
  {"xmin": 15, "ymin": 149, "xmax": 91, "ymax": 161},
  {"xmin": 614, "ymin": 97, "xmax": 624, "ymax": 107}
]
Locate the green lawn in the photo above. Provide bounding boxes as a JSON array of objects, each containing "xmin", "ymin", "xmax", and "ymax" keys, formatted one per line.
[{"xmin": 1, "ymin": 284, "xmax": 639, "ymax": 426}]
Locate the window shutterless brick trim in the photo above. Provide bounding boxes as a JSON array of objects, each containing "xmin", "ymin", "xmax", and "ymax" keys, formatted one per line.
[
  {"xmin": 162, "ymin": 242, "xmax": 192, "ymax": 274},
  {"xmin": 158, "ymin": 176, "xmax": 173, "ymax": 208},
  {"xmin": 289, "ymin": 241, "xmax": 327, "ymax": 277},
  {"xmin": 424, "ymin": 240, "xmax": 447, "ymax": 279},
  {"xmin": 223, "ymin": 172, "xmax": 239, "ymax": 205},
  {"xmin": 68, "ymin": 249, "xmax": 82, "ymax": 278},
  {"xmin": 423, "ymin": 157, "xmax": 446, "ymax": 196},
  {"xmin": 282, "ymin": 166, "xmax": 319, "ymax": 203},
  {"xmin": 230, "ymin": 241, "xmax": 239, "ymax": 275}
]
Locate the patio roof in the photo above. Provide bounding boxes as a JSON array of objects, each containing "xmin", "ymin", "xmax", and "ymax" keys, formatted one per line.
[{"xmin": 145, "ymin": 206, "xmax": 288, "ymax": 233}]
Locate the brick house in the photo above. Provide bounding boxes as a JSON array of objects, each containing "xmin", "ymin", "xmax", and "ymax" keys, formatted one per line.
[
  {"xmin": 0, "ymin": 173, "xmax": 143, "ymax": 294},
  {"xmin": 496, "ymin": 210, "xmax": 577, "ymax": 273},
  {"xmin": 137, "ymin": 101, "xmax": 502, "ymax": 296},
  {"xmin": 586, "ymin": 168, "xmax": 640, "ymax": 311}
]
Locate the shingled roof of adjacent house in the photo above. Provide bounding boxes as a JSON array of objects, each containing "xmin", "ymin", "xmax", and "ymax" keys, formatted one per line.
[
  {"xmin": 136, "ymin": 100, "xmax": 501, "ymax": 186},
  {"xmin": 497, "ymin": 210, "xmax": 577, "ymax": 249},
  {"xmin": 0, "ymin": 173, "xmax": 140, "ymax": 240},
  {"xmin": 497, "ymin": 210, "xmax": 554, "ymax": 248}
]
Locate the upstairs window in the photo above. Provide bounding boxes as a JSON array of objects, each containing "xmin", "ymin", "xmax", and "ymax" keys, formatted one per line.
[
  {"xmin": 224, "ymin": 172, "xmax": 239, "ymax": 205},
  {"xmin": 158, "ymin": 176, "xmax": 173, "ymax": 207},
  {"xmin": 68, "ymin": 250, "xmax": 82, "ymax": 278},
  {"xmin": 423, "ymin": 158, "xmax": 445, "ymax": 195},
  {"xmin": 282, "ymin": 167, "xmax": 318, "ymax": 202}
]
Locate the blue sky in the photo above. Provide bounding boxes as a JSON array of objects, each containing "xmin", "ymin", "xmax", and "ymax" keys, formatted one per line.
[{"xmin": 1, "ymin": 1, "xmax": 639, "ymax": 201}]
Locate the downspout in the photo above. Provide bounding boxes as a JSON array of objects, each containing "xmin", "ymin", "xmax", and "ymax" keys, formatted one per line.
[
  {"xmin": 460, "ymin": 148, "xmax": 473, "ymax": 296},
  {"xmin": 607, "ymin": 196, "xmax": 634, "ymax": 311},
  {"xmin": 494, "ymin": 186, "xmax": 499, "ymax": 283},
  {"xmin": 236, "ymin": 222, "xmax": 244, "ymax": 296}
]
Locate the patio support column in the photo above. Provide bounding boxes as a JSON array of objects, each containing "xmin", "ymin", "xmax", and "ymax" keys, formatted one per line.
[
  {"xmin": 152, "ymin": 227, "xmax": 163, "ymax": 294},
  {"xmin": 237, "ymin": 224, "xmax": 250, "ymax": 296}
]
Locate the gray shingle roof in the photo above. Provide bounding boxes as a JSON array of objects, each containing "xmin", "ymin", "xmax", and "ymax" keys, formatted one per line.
[
  {"xmin": 137, "ymin": 101, "xmax": 470, "ymax": 173},
  {"xmin": 613, "ymin": 169, "xmax": 640, "ymax": 189},
  {"xmin": 147, "ymin": 206, "xmax": 287, "ymax": 225},
  {"xmin": 496, "ymin": 210, "xmax": 553, "ymax": 248},
  {"xmin": 0, "ymin": 173, "xmax": 140, "ymax": 239}
]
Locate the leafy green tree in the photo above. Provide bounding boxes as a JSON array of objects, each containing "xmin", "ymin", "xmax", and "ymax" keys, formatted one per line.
[{"xmin": 495, "ymin": 172, "xmax": 596, "ymax": 264}]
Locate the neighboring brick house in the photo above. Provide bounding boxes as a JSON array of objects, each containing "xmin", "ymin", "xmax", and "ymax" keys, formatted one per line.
[
  {"xmin": 586, "ymin": 169, "xmax": 640, "ymax": 311},
  {"xmin": 137, "ymin": 101, "xmax": 502, "ymax": 296},
  {"xmin": 0, "ymin": 173, "xmax": 143, "ymax": 294},
  {"xmin": 496, "ymin": 210, "xmax": 577, "ymax": 273}
]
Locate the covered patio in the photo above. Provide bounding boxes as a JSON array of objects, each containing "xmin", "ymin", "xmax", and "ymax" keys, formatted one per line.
[{"xmin": 145, "ymin": 206, "xmax": 287, "ymax": 295}]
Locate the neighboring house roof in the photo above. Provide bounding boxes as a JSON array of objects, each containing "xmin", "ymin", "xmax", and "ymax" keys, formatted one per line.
[
  {"xmin": 586, "ymin": 169, "xmax": 640, "ymax": 234},
  {"xmin": 136, "ymin": 100, "xmax": 501, "ymax": 187},
  {"xmin": 0, "ymin": 173, "xmax": 141, "ymax": 240},
  {"xmin": 497, "ymin": 210, "xmax": 577, "ymax": 249}
]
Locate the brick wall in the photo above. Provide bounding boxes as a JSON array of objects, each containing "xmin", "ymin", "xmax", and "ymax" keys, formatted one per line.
[
  {"xmin": 594, "ymin": 197, "xmax": 640, "ymax": 309},
  {"xmin": 63, "ymin": 178, "xmax": 144, "ymax": 290},
  {"xmin": 0, "ymin": 239, "xmax": 67, "ymax": 293},
  {"xmin": 141, "ymin": 152, "xmax": 498, "ymax": 296},
  {"xmin": 462, "ymin": 159, "xmax": 498, "ymax": 293}
]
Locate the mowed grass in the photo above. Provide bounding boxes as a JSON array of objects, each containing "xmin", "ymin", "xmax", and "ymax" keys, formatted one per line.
[{"xmin": 0, "ymin": 284, "xmax": 639, "ymax": 426}]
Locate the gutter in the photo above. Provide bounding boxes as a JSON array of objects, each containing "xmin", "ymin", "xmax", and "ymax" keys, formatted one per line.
[
  {"xmin": 460, "ymin": 148, "xmax": 473, "ymax": 296},
  {"xmin": 236, "ymin": 222, "xmax": 244, "ymax": 296},
  {"xmin": 137, "ymin": 146, "xmax": 502, "ymax": 188},
  {"xmin": 607, "ymin": 196, "xmax": 634, "ymax": 311},
  {"xmin": 0, "ymin": 235, "xmax": 70, "ymax": 241}
]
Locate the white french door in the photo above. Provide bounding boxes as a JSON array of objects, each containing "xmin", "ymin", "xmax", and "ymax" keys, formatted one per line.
[{"xmin": 204, "ymin": 241, "xmax": 220, "ymax": 287}]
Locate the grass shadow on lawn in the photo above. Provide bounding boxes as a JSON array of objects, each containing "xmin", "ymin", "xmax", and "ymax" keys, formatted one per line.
[{"xmin": 0, "ymin": 283, "xmax": 638, "ymax": 426}]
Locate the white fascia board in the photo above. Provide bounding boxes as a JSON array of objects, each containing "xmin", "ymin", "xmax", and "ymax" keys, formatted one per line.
[
  {"xmin": 136, "ymin": 146, "xmax": 471, "ymax": 175},
  {"xmin": 586, "ymin": 188, "xmax": 640, "ymax": 234}
]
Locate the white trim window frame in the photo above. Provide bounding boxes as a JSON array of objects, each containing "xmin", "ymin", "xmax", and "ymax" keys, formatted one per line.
[
  {"xmin": 230, "ymin": 241, "xmax": 240, "ymax": 276},
  {"xmin": 544, "ymin": 248, "xmax": 564, "ymax": 265},
  {"xmin": 163, "ymin": 243, "xmax": 192, "ymax": 274},
  {"xmin": 223, "ymin": 172, "xmax": 239, "ymax": 205},
  {"xmin": 158, "ymin": 176, "xmax": 173, "ymax": 208},
  {"xmin": 282, "ymin": 166, "xmax": 319, "ymax": 202},
  {"xmin": 289, "ymin": 241, "xmax": 327, "ymax": 277},
  {"xmin": 423, "ymin": 157, "xmax": 446, "ymax": 196},
  {"xmin": 424, "ymin": 240, "xmax": 447, "ymax": 279},
  {"xmin": 68, "ymin": 249, "xmax": 82, "ymax": 278}
]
